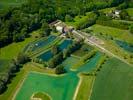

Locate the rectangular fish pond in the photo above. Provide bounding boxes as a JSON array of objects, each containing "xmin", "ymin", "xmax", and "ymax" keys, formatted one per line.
[
  {"xmin": 37, "ymin": 39, "xmax": 72, "ymax": 61},
  {"xmin": 24, "ymin": 35, "xmax": 57, "ymax": 52}
]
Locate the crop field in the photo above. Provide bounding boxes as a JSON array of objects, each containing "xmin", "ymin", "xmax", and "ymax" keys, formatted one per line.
[
  {"xmin": 90, "ymin": 58, "xmax": 133, "ymax": 100},
  {"xmin": 15, "ymin": 72, "xmax": 79, "ymax": 100},
  {"xmin": 89, "ymin": 24, "xmax": 133, "ymax": 44}
]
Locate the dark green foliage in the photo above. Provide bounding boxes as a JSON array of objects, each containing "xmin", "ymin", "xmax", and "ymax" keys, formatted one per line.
[
  {"xmin": 0, "ymin": 0, "xmax": 125, "ymax": 47},
  {"xmin": 129, "ymin": 24, "xmax": 133, "ymax": 34},
  {"xmin": 16, "ymin": 53, "xmax": 30, "ymax": 64},
  {"xmin": 96, "ymin": 19, "xmax": 131, "ymax": 30},
  {"xmin": 51, "ymin": 45, "xmax": 58, "ymax": 55},
  {"xmin": 65, "ymin": 14, "xmax": 73, "ymax": 22},
  {"xmin": 40, "ymin": 21, "xmax": 51, "ymax": 37},
  {"xmin": 119, "ymin": 10, "xmax": 129, "ymax": 20},
  {"xmin": 55, "ymin": 65, "xmax": 66, "ymax": 74}
]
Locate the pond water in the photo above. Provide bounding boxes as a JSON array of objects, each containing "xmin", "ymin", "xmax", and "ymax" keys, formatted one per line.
[
  {"xmin": 37, "ymin": 50, "xmax": 53, "ymax": 61},
  {"xmin": 77, "ymin": 52, "xmax": 102, "ymax": 73},
  {"xmin": 31, "ymin": 35, "xmax": 56, "ymax": 51},
  {"xmin": 58, "ymin": 39, "xmax": 72, "ymax": 51},
  {"xmin": 37, "ymin": 39, "xmax": 72, "ymax": 61},
  {"xmin": 115, "ymin": 40, "xmax": 133, "ymax": 53}
]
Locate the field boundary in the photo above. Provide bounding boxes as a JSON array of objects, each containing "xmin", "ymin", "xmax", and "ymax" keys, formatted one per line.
[
  {"xmin": 12, "ymin": 73, "xmax": 28, "ymax": 100},
  {"xmin": 73, "ymin": 74, "xmax": 82, "ymax": 100}
]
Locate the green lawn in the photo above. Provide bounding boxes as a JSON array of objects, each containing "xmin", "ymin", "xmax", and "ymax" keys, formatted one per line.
[
  {"xmin": 90, "ymin": 58, "xmax": 133, "ymax": 100},
  {"xmin": 66, "ymin": 12, "xmax": 96, "ymax": 28},
  {"xmin": 76, "ymin": 75, "xmax": 94, "ymax": 100},
  {"xmin": 99, "ymin": 7, "xmax": 116, "ymax": 13},
  {"xmin": 0, "ymin": 36, "xmax": 36, "ymax": 60},
  {"xmin": 0, "ymin": 62, "xmax": 55, "ymax": 100},
  {"xmin": 15, "ymin": 72, "xmax": 79, "ymax": 100},
  {"xmin": 89, "ymin": 24, "xmax": 133, "ymax": 43},
  {"xmin": 126, "ymin": 8, "xmax": 133, "ymax": 17}
]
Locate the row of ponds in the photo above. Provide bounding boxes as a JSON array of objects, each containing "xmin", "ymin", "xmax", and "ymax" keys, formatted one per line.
[{"xmin": 37, "ymin": 39, "xmax": 72, "ymax": 61}]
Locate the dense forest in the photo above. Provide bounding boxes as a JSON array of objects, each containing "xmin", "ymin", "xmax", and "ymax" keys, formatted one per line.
[{"xmin": 0, "ymin": 0, "xmax": 129, "ymax": 47}]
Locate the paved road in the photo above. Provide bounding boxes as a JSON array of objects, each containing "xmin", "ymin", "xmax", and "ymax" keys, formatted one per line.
[{"xmin": 72, "ymin": 30, "xmax": 133, "ymax": 66}]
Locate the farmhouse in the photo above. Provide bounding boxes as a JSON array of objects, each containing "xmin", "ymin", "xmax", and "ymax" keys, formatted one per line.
[{"xmin": 50, "ymin": 20, "xmax": 74, "ymax": 36}]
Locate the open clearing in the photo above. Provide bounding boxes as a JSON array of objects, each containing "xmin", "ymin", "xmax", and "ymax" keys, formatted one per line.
[
  {"xmin": 15, "ymin": 72, "xmax": 79, "ymax": 100},
  {"xmin": 90, "ymin": 58, "xmax": 133, "ymax": 100},
  {"xmin": 89, "ymin": 24, "xmax": 133, "ymax": 44}
]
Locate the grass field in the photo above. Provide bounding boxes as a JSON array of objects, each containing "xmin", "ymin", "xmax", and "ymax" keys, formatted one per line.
[
  {"xmin": 15, "ymin": 72, "xmax": 79, "ymax": 100},
  {"xmin": 126, "ymin": 8, "xmax": 133, "ymax": 17},
  {"xmin": 76, "ymin": 75, "xmax": 95, "ymax": 100},
  {"xmin": 0, "ymin": 62, "xmax": 55, "ymax": 100},
  {"xmin": 0, "ymin": 0, "xmax": 26, "ymax": 9},
  {"xmin": 0, "ymin": 33, "xmax": 37, "ymax": 60},
  {"xmin": 88, "ymin": 24, "xmax": 133, "ymax": 44},
  {"xmin": 0, "ymin": 59, "xmax": 11, "ymax": 73},
  {"xmin": 90, "ymin": 58, "xmax": 133, "ymax": 100},
  {"xmin": 66, "ymin": 12, "xmax": 96, "ymax": 28},
  {"xmin": 99, "ymin": 7, "xmax": 116, "ymax": 13},
  {"xmin": 72, "ymin": 52, "xmax": 102, "ymax": 71},
  {"xmin": 62, "ymin": 56, "xmax": 80, "ymax": 72},
  {"xmin": 72, "ymin": 44, "xmax": 93, "ymax": 57}
]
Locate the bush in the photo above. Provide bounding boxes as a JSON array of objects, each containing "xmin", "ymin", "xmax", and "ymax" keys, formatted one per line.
[{"xmin": 55, "ymin": 65, "xmax": 66, "ymax": 74}]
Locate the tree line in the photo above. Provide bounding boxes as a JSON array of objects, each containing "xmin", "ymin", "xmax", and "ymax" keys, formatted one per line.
[
  {"xmin": 0, "ymin": 53, "xmax": 30, "ymax": 93},
  {"xmin": 0, "ymin": 0, "xmax": 125, "ymax": 48}
]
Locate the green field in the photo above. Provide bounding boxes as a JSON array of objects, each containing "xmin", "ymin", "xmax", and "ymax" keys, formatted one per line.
[
  {"xmin": 88, "ymin": 24, "xmax": 133, "ymax": 43},
  {"xmin": 76, "ymin": 75, "xmax": 94, "ymax": 100},
  {"xmin": 15, "ymin": 72, "xmax": 79, "ymax": 100},
  {"xmin": 0, "ymin": 59, "xmax": 11, "ymax": 73},
  {"xmin": 62, "ymin": 56, "xmax": 80, "ymax": 72},
  {"xmin": 90, "ymin": 58, "xmax": 133, "ymax": 100},
  {"xmin": 126, "ymin": 8, "xmax": 133, "ymax": 17},
  {"xmin": 72, "ymin": 44, "xmax": 93, "ymax": 57},
  {"xmin": 0, "ymin": 0, "xmax": 26, "ymax": 9}
]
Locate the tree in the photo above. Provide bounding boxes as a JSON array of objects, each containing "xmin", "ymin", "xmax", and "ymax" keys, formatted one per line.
[
  {"xmin": 51, "ymin": 25, "xmax": 57, "ymax": 33},
  {"xmin": 48, "ymin": 59, "xmax": 55, "ymax": 68},
  {"xmin": 16, "ymin": 53, "xmax": 30, "ymax": 64},
  {"xmin": 65, "ymin": 14, "xmax": 73, "ymax": 22},
  {"xmin": 120, "ymin": 10, "xmax": 129, "ymax": 20},
  {"xmin": 0, "ymin": 81, "xmax": 5, "ymax": 94},
  {"xmin": 55, "ymin": 65, "xmax": 66, "ymax": 74},
  {"xmin": 63, "ymin": 49, "xmax": 70, "ymax": 59},
  {"xmin": 129, "ymin": 24, "xmax": 133, "ymax": 34},
  {"xmin": 40, "ymin": 21, "xmax": 51, "ymax": 37},
  {"xmin": 51, "ymin": 45, "xmax": 58, "ymax": 55}
]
